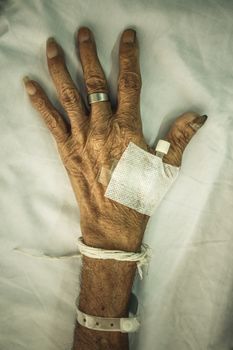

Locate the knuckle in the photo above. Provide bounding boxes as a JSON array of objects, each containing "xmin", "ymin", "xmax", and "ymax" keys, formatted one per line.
[
  {"xmin": 33, "ymin": 97, "xmax": 58, "ymax": 129},
  {"xmin": 60, "ymin": 84, "xmax": 80, "ymax": 109},
  {"xmin": 171, "ymin": 129, "xmax": 187, "ymax": 150},
  {"xmin": 60, "ymin": 143, "xmax": 82, "ymax": 177},
  {"xmin": 184, "ymin": 129, "xmax": 192, "ymax": 141},
  {"xmin": 120, "ymin": 47, "xmax": 138, "ymax": 61},
  {"xmin": 113, "ymin": 115, "xmax": 141, "ymax": 140},
  {"xmin": 49, "ymin": 54, "xmax": 66, "ymax": 78},
  {"xmin": 118, "ymin": 71, "xmax": 141, "ymax": 91},
  {"xmin": 55, "ymin": 132, "xmax": 66, "ymax": 144},
  {"xmin": 85, "ymin": 75, "xmax": 108, "ymax": 92},
  {"xmin": 44, "ymin": 112, "xmax": 57, "ymax": 129},
  {"xmin": 188, "ymin": 123, "xmax": 200, "ymax": 132},
  {"xmin": 49, "ymin": 60, "xmax": 61, "ymax": 75},
  {"xmin": 33, "ymin": 96, "xmax": 47, "ymax": 113}
]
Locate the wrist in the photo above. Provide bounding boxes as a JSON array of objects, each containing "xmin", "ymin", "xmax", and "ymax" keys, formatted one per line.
[
  {"xmin": 80, "ymin": 206, "xmax": 149, "ymax": 252},
  {"xmin": 78, "ymin": 256, "xmax": 137, "ymax": 316},
  {"xmin": 73, "ymin": 321, "xmax": 129, "ymax": 350}
]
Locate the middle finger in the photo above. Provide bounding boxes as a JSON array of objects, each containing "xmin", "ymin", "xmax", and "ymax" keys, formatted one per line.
[{"xmin": 77, "ymin": 27, "xmax": 112, "ymax": 121}]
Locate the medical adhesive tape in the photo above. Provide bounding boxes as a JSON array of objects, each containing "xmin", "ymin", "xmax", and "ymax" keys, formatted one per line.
[{"xmin": 98, "ymin": 140, "xmax": 180, "ymax": 216}]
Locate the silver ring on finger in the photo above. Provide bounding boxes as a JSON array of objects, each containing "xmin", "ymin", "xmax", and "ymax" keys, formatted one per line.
[{"xmin": 87, "ymin": 92, "xmax": 109, "ymax": 105}]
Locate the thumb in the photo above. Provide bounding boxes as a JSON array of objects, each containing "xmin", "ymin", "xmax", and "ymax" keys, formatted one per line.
[{"xmin": 162, "ymin": 112, "xmax": 208, "ymax": 167}]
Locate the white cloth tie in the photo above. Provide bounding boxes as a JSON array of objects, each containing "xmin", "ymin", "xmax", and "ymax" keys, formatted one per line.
[{"xmin": 14, "ymin": 237, "xmax": 152, "ymax": 280}]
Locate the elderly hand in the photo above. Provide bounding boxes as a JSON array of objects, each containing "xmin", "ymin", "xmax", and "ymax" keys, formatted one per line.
[
  {"xmin": 24, "ymin": 27, "xmax": 207, "ymax": 350},
  {"xmin": 23, "ymin": 27, "xmax": 207, "ymax": 252}
]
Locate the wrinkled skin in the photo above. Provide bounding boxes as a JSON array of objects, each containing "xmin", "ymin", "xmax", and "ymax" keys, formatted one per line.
[{"xmin": 23, "ymin": 27, "xmax": 207, "ymax": 253}]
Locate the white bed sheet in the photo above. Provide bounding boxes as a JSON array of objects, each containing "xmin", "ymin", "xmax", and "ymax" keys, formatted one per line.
[{"xmin": 1, "ymin": 0, "xmax": 233, "ymax": 349}]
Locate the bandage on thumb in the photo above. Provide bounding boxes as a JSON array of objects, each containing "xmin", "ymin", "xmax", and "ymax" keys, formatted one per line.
[{"xmin": 98, "ymin": 141, "xmax": 180, "ymax": 216}]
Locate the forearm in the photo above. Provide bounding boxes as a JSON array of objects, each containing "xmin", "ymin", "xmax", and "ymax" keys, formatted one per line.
[
  {"xmin": 72, "ymin": 258, "xmax": 137, "ymax": 350},
  {"xmin": 72, "ymin": 219, "xmax": 148, "ymax": 350}
]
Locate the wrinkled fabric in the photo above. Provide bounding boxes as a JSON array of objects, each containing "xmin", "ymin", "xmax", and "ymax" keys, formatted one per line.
[{"xmin": 0, "ymin": 0, "xmax": 233, "ymax": 349}]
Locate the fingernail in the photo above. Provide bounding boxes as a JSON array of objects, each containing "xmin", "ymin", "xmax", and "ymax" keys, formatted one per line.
[
  {"xmin": 189, "ymin": 114, "xmax": 208, "ymax": 131},
  {"xmin": 123, "ymin": 29, "xmax": 136, "ymax": 43},
  {"xmin": 78, "ymin": 27, "xmax": 91, "ymax": 43},
  {"xmin": 23, "ymin": 76, "xmax": 37, "ymax": 95},
  {"xmin": 200, "ymin": 114, "xmax": 208, "ymax": 123},
  {"xmin": 199, "ymin": 114, "xmax": 208, "ymax": 125},
  {"xmin": 47, "ymin": 37, "xmax": 59, "ymax": 59}
]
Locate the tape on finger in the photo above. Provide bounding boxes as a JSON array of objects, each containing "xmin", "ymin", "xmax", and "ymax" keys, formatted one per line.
[{"xmin": 98, "ymin": 141, "xmax": 180, "ymax": 216}]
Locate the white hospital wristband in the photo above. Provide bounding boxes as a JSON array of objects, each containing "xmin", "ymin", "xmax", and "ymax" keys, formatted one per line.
[{"xmin": 76, "ymin": 293, "xmax": 140, "ymax": 333}]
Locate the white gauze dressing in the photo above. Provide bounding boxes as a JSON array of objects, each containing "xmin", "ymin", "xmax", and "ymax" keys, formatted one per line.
[{"xmin": 104, "ymin": 141, "xmax": 180, "ymax": 216}]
